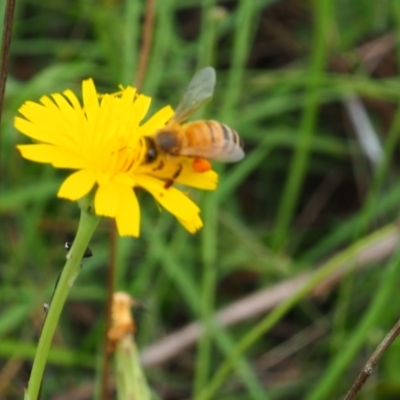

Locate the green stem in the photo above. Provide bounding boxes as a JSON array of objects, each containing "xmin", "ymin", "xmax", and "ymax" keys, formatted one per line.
[{"xmin": 25, "ymin": 196, "xmax": 100, "ymax": 400}]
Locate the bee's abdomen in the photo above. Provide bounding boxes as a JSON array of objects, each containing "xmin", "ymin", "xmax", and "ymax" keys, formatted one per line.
[{"xmin": 185, "ymin": 120, "xmax": 242, "ymax": 148}]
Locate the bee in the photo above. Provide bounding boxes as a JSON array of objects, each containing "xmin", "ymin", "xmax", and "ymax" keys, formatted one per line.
[{"xmin": 142, "ymin": 66, "xmax": 245, "ymax": 188}]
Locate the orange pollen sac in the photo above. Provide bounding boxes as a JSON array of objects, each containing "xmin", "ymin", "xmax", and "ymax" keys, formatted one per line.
[{"xmin": 192, "ymin": 157, "xmax": 212, "ymax": 173}]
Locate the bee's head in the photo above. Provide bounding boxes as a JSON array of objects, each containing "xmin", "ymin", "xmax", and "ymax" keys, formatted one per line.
[{"xmin": 143, "ymin": 136, "xmax": 158, "ymax": 163}]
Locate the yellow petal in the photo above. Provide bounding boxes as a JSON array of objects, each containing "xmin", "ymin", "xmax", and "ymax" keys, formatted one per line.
[
  {"xmin": 82, "ymin": 79, "xmax": 100, "ymax": 125},
  {"xmin": 114, "ymin": 173, "xmax": 136, "ymax": 187},
  {"xmin": 120, "ymin": 94, "xmax": 152, "ymax": 137},
  {"xmin": 63, "ymin": 89, "xmax": 88, "ymax": 128},
  {"xmin": 138, "ymin": 157, "xmax": 218, "ymax": 190},
  {"xmin": 137, "ymin": 105, "xmax": 174, "ymax": 137},
  {"xmin": 58, "ymin": 169, "xmax": 96, "ymax": 200},
  {"xmin": 135, "ymin": 94, "xmax": 152, "ymax": 122},
  {"xmin": 113, "ymin": 87, "xmax": 138, "ymax": 136},
  {"xmin": 63, "ymin": 89, "xmax": 82, "ymax": 111},
  {"xmin": 115, "ymin": 187, "xmax": 140, "ymax": 237},
  {"xmin": 17, "ymin": 102, "xmax": 50, "ymax": 127},
  {"xmin": 94, "ymin": 182, "xmax": 121, "ymax": 217},
  {"xmin": 17, "ymin": 144, "xmax": 86, "ymax": 168},
  {"xmin": 38, "ymin": 96, "xmax": 83, "ymax": 147},
  {"xmin": 17, "ymin": 144, "xmax": 54, "ymax": 163},
  {"xmin": 15, "ymin": 108, "xmax": 82, "ymax": 149},
  {"xmin": 51, "ymin": 93, "xmax": 83, "ymax": 134},
  {"xmin": 14, "ymin": 114, "xmax": 58, "ymax": 144},
  {"xmin": 175, "ymin": 169, "xmax": 218, "ymax": 190},
  {"xmin": 135, "ymin": 175, "xmax": 200, "ymax": 221},
  {"xmin": 51, "ymin": 92, "xmax": 77, "ymax": 118},
  {"xmin": 177, "ymin": 214, "xmax": 203, "ymax": 233}
]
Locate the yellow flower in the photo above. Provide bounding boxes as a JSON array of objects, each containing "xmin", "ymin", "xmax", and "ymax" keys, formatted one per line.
[{"xmin": 14, "ymin": 79, "xmax": 218, "ymax": 236}]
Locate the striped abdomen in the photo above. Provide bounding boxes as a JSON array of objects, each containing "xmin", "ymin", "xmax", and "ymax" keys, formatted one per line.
[{"xmin": 180, "ymin": 120, "xmax": 244, "ymax": 162}]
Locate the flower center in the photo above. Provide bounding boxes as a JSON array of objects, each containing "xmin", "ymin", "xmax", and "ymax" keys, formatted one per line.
[{"xmin": 112, "ymin": 137, "xmax": 147, "ymax": 174}]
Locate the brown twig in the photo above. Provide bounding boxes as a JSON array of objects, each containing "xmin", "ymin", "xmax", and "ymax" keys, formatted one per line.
[
  {"xmin": 0, "ymin": 0, "xmax": 16, "ymax": 189},
  {"xmin": 134, "ymin": 0, "xmax": 155, "ymax": 90},
  {"xmin": 343, "ymin": 318, "xmax": 400, "ymax": 400}
]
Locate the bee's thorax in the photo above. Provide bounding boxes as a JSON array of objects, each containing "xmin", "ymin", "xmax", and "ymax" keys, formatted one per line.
[{"xmin": 154, "ymin": 129, "xmax": 182, "ymax": 153}]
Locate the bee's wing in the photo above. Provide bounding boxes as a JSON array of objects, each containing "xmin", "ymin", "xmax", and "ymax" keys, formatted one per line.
[
  {"xmin": 171, "ymin": 67, "xmax": 216, "ymax": 123},
  {"xmin": 178, "ymin": 141, "xmax": 245, "ymax": 162}
]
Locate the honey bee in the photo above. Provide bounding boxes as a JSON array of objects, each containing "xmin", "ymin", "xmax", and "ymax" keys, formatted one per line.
[{"xmin": 142, "ymin": 66, "xmax": 245, "ymax": 188}]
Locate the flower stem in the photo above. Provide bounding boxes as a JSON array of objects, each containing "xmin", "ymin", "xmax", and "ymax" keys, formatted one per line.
[{"xmin": 25, "ymin": 197, "xmax": 100, "ymax": 400}]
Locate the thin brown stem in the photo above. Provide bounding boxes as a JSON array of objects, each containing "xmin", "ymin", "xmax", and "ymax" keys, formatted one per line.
[
  {"xmin": 100, "ymin": 222, "xmax": 117, "ymax": 400},
  {"xmin": 134, "ymin": 0, "xmax": 155, "ymax": 90},
  {"xmin": 100, "ymin": 1, "xmax": 155, "ymax": 395},
  {"xmin": 343, "ymin": 318, "xmax": 400, "ymax": 400},
  {"xmin": 0, "ymin": 0, "xmax": 16, "ymax": 186}
]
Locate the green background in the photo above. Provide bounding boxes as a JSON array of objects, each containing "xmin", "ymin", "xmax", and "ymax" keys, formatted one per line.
[{"xmin": 2, "ymin": 0, "xmax": 400, "ymax": 399}]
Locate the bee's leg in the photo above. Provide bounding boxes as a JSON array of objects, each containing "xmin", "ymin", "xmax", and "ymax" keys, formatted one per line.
[
  {"xmin": 164, "ymin": 163, "xmax": 183, "ymax": 189},
  {"xmin": 152, "ymin": 159, "xmax": 165, "ymax": 172}
]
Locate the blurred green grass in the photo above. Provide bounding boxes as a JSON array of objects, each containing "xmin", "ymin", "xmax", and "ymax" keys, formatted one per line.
[{"xmin": 2, "ymin": 0, "xmax": 400, "ymax": 399}]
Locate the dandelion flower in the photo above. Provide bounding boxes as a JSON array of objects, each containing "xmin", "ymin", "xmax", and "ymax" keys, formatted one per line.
[{"xmin": 14, "ymin": 79, "xmax": 218, "ymax": 236}]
